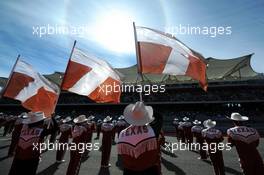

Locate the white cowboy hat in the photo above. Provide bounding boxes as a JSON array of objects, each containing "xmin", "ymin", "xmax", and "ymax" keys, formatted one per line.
[
  {"xmin": 23, "ymin": 112, "xmax": 46, "ymax": 124},
  {"xmin": 87, "ymin": 115, "xmax": 95, "ymax": 121},
  {"xmin": 19, "ymin": 112, "xmax": 28, "ymax": 119},
  {"xmin": 182, "ymin": 117, "xmax": 189, "ymax": 121},
  {"xmin": 97, "ymin": 119, "xmax": 102, "ymax": 123},
  {"xmin": 73, "ymin": 115, "xmax": 88, "ymax": 124},
  {"xmin": 123, "ymin": 101, "xmax": 154, "ymax": 126},
  {"xmin": 174, "ymin": 118, "xmax": 179, "ymax": 121},
  {"xmin": 55, "ymin": 115, "xmax": 62, "ymax": 120},
  {"xmin": 203, "ymin": 119, "xmax": 216, "ymax": 128},
  {"xmin": 62, "ymin": 116, "xmax": 72, "ymax": 123},
  {"xmin": 118, "ymin": 115, "xmax": 125, "ymax": 120},
  {"xmin": 227, "ymin": 112, "xmax": 249, "ymax": 121},
  {"xmin": 103, "ymin": 116, "xmax": 112, "ymax": 123},
  {"xmin": 193, "ymin": 120, "xmax": 201, "ymax": 125}
]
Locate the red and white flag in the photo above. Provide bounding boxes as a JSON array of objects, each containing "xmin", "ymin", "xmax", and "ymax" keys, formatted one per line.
[
  {"xmin": 3, "ymin": 59, "xmax": 60, "ymax": 117},
  {"xmin": 61, "ymin": 48, "xmax": 121, "ymax": 103},
  {"xmin": 136, "ymin": 26, "xmax": 208, "ymax": 91}
]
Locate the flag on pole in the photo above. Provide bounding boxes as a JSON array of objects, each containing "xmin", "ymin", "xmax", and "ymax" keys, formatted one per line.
[
  {"xmin": 135, "ymin": 26, "xmax": 208, "ymax": 91},
  {"xmin": 3, "ymin": 59, "xmax": 60, "ymax": 117},
  {"xmin": 61, "ymin": 48, "xmax": 122, "ymax": 103}
]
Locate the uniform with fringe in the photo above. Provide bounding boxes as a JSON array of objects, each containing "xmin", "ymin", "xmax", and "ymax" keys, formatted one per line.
[
  {"xmin": 227, "ymin": 126, "xmax": 264, "ymax": 175},
  {"xmin": 118, "ymin": 125, "xmax": 160, "ymax": 175}
]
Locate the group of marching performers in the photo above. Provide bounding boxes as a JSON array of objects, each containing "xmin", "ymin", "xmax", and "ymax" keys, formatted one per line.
[
  {"xmin": 1, "ymin": 103, "xmax": 264, "ymax": 175},
  {"xmin": 172, "ymin": 113, "xmax": 264, "ymax": 175},
  {"xmin": 0, "ymin": 111, "xmax": 128, "ymax": 175}
]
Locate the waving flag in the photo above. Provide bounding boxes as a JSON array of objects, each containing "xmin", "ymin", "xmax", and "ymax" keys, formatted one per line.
[
  {"xmin": 3, "ymin": 59, "xmax": 60, "ymax": 116},
  {"xmin": 135, "ymin": 26, "xmax": 208, "ymax": 91},
  {"xmin": 61, "ymin": 48, "xmax": 121, "ymax": 103}
]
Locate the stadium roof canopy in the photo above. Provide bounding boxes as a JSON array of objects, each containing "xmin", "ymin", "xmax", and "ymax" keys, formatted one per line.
[{"xmin": 0, "ymin": 54, "xmax": 263, "ymax": 87}]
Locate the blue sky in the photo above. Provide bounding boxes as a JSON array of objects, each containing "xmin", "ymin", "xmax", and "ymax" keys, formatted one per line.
[{"xmin": 0, "ymin": 0, "xmax": 263, "ymax": 78}]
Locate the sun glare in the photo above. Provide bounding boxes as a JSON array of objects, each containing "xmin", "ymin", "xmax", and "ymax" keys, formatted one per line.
[{"xmin": 89, "ymin": 11, "xmax": 135, "ymax": 54}]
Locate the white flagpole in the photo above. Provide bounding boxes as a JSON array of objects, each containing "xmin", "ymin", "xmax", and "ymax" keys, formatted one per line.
[{"xmin": 133, "ymin": 22, "xmax": 144, "ymax": 102}]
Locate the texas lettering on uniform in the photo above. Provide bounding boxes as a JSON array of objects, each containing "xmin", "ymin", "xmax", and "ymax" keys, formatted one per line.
[{"xmin": 122, "ymin": 125, "xmax": 148, "ymax": 137}]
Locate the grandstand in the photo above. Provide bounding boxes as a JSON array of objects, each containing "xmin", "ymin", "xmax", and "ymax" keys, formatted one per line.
[{"xmin": 0, "ymin": 54, "xmax": 264, "ymax": 134}]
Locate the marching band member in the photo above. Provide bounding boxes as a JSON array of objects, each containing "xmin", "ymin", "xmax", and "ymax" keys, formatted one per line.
[
  {"xmin": 81, "ymin": 115, "xmax": 94, "ymax": 159},
  {"xmin": 56, "ymin": 116, "xmax": 72, "ymax": 163},
  {"xmin": 66, "ymin": 115, "xmax": 88, "ymax": 175},
  {"xmin": 117, "ymin": 102, "xmax": 162, "ymax": 175},
  {"xmin": 111, "ymin": 119, "xmax": 117, "ymax": 143},
  {"xmin": 191, "ymin": 119, "xmax": 207, "ymax": 160},
  {"xmin": 87, "ymin": 115, "xmax": 96, "ymax": 143},
  {"xmin": 95, "ymin": 119, "xmax": 103, "ymax": 139},
  {"xmin": 8, "ymin": 113, "xmax": 28, "ymax": 157},
  {"xmin": 227, "ymin": 113, "xmax": 264, "ymax": 175},
  {"xmin": 9, "ymin": 112, "xmax": 58, "ymax": 175},
  {"xmin": 202, "ymin": 119, "xmax": 225, "ymax": 175},
  {"xmin": 182, "ymin": 117, "xmax": 193, "ymax": 144},
  {"xmin": 49, "ymin": 115, "xmax": 62, "ymax": 143},
  {"xmin": 172, "ymin": 118, "xmax": 179, "ymax": 140},
  {"xmin": 43, "ymin": 115, "xmax": 60, "ymax": 144},
  {"xmin": 116, "ymin": 115, "xmax": 127, "ymax": 138},
  {"xmin": 101, "ymin": 116, "xmax": 114, "ymax": 168},
  {"xmin": 178, "ymin": 121, "xmax": 185, "ymax": 142}
]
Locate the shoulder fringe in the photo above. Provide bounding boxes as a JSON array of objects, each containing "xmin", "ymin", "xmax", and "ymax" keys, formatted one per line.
[{"xmin": 118, "ymin": 137, "xmax": 157, "ymax": 158}]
